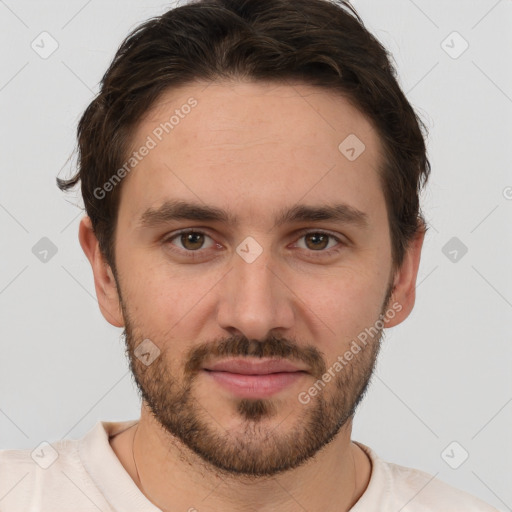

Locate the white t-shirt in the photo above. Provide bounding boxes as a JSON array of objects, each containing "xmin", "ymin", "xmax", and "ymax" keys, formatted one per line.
[{"xmin": 0, "ymin": 419, "xmax": 498, "ymax": 511}]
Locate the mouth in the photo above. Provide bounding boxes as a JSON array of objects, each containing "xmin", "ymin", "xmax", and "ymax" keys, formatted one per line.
[{"xmin": 202, "ymin": 358, "xmax": 308, "ymax": 399}]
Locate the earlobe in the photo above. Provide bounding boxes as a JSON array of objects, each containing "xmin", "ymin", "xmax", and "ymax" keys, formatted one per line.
[
  {"xmin": 78, "ymin": 216, "xmax": 125, "ymax": 328},
  {"xmin": 384, "ymin": 226, "xmax": 425, "ymax": 328}
]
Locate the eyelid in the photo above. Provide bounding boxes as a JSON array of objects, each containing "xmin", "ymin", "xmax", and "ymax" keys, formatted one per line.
[
  {"xmin": 164, "ymin": 228, "xmax": 217, "ymax": 249},
  {"xmin": 163, "ymin": 227, "xmax": 346, "ymax": 255},
  {"xmin": 292, "ymin": 227, "xmax": 345, "ymax": 243},
  {"xmin": 290, "ymin": 228, "xmax": 345, "ymax": 255}
]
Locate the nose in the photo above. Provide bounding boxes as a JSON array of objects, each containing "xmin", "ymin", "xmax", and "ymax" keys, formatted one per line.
[{"xmin": 216, "ymin": 244, "xmax": 295, "ymax": 341}]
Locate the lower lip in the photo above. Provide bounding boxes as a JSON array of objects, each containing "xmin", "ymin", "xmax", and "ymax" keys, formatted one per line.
[{"xmin": 203, "ymin": 370, "xmax": 306, "ymax": 399}]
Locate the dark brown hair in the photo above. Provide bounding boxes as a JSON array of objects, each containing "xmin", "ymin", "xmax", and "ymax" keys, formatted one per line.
[{"xmin": 57, "ymin": 0, "xmax": 430, "ymax": 272}]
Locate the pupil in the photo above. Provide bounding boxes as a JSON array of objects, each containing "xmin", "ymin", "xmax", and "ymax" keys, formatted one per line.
[
  {"xmin": 183, "ymin": 232, "xmax": 203, "ymax": 250},
  {"xmin": 307, "ymin": 233, "xmax": 328, "ymax": 250}
]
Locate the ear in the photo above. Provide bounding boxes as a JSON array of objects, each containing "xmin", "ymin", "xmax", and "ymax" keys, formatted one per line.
[
  {"xmin": 384, "ymin": 225, "xmax": 425, "ymax": 328},
  {"xmin": 78, "ymin": 216, "xmax": 124, "ymax": 327}
]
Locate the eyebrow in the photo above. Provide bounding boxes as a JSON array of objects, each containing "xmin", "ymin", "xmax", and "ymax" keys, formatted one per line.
[{"xmin": 138, "ymin": 199, "xmax": 368, "ymax": 230}]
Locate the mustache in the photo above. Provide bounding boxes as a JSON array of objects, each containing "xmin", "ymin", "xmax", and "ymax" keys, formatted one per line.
[{"xmin": 184, "ymin": 334, "xmax": 326, "ymax": 379}]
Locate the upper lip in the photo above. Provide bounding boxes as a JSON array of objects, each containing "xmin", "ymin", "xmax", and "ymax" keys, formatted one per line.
[{"xmin": 203, "ymin": 358, "xmax": 307, "ymax": 375}]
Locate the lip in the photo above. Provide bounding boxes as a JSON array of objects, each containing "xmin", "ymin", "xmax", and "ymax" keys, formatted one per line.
[
  {"xmin": 202, "ymin": 358, "xmax": 308, "ymax": 399},
  {"xmin": 203, "ymin": 358, "xmax": 307, "ymax": 375}
]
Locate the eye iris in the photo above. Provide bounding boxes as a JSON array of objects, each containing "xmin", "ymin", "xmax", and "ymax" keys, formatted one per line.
[
  {"xmin": 305, "ymin": 233, "xmax": 329, "ymax": 250},
  {"xmin": 178, "ymin": 233, "xmax": 331, "ymax": 251},
  {"xmin": 181, "ymin": 232, "xmax": 204, "ymax": 250}
]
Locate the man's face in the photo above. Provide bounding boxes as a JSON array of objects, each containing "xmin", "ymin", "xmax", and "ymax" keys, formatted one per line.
[{"xmin": 108, "ymin": 81, "xmax": 398, "ymax": 476}]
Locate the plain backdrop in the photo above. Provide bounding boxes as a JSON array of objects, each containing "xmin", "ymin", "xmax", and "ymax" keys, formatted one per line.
[{"xmin": 0, "ymin": 0, "xmax": 511, "ymax": 510}]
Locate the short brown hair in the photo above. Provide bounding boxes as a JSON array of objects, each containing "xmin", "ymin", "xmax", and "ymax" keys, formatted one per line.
[{"xmin": 57, "ymin": 0, "xmax": 430, "ymax": 272}]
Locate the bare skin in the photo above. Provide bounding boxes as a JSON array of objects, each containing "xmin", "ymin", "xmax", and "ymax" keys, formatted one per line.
[
  {"xmin": 80, "ymin": 80, "xmax": 424, "ymax": 511},
  {"xmin": 109, "ymin": 420, "xmax": 372, "ymax": 511}
]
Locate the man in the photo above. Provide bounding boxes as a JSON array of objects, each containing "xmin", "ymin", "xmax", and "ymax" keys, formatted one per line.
[{"xmin": 0, "ymin": 0, "xmax": 498, "ymax": 510}]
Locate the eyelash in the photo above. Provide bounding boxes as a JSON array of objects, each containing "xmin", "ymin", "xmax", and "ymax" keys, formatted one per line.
[{"xmin": 162, "ymin": 228, "xmax": 345, "ymax": 260}]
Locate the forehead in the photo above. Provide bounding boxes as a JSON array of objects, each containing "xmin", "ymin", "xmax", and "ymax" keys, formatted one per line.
[{"xmin": 118, "ymin": 80, "xmax": 386, "ymax": 229}]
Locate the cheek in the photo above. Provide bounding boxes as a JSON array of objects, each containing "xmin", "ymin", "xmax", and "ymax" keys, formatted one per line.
[
  {"xmin": 297, "ymin": 267, "xmax": 388, "ymax": 351},
  {"xmin": 118, "ymin": 252, "xmax": 221, "ymax": 330}
]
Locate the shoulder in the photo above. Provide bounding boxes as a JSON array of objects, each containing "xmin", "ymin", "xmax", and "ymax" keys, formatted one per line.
[
  {"xmin": 0, "ymin": 447, "xmax": 33, "ymax": 510},
  {"xmin": 0, "ymin": 437, "xmax": 88, "ymax": 509},
  {"xmin": 353, "ymin": 443, "xmax": 499, "ymax": 511},
  {"xmin": 385, "ymin": 460, "xmax": 497, "ymax": 511},
  {"xmin": 0, "ymin": 422, "xmax": 123, "ymax": 512}
]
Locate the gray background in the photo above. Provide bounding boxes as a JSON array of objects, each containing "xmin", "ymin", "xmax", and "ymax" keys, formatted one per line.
[{"xmin": 0, "ymin": 0, "xmax": 511, "ymax": 510}]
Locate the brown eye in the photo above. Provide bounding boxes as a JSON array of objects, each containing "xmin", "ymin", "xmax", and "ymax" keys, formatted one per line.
[
  {"xmin": 180, "ymin": 232, "xmax": 205, "ymax": 250},
  {"xmin": 167, "ymin": 230, "xmax": 215, "ymax": 252},
  {"xmin": 293, "ymin": 230, "xmax": 343, "ymax": 257},
  {"xmin": 304, "ymin": 232, "xmax": 330, "ymax": 250}
]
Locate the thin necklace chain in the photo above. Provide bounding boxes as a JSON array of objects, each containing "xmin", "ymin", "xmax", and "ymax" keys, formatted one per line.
[
  {"xmin": 131, "ymin": 424, "xmax": 141, "ymax": 487},
  {"xmin": 131, "ymin": 424, "xmax": 164, "ymax": 510}
]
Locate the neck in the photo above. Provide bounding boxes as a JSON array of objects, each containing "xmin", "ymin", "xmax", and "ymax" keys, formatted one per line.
[{"xmin": 112, "ymin": 407, "xmax": 372, "ymax": 512}]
